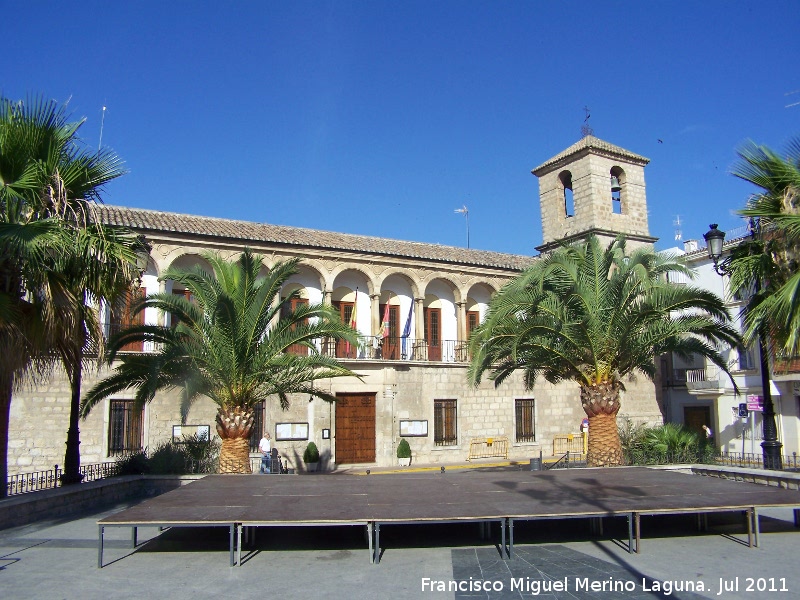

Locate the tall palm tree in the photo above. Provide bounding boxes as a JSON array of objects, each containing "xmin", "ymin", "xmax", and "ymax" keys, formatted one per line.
[
  {"xmin": 53, "ymin": 227, "xmax": 147, "ymax": 485},
  {"xmin": 468, "ymin": 235, "xmax": 740, "ymax": 467},
  {"xmin": 729, "ymin": 137, "xmax": 800, "ymax": 357},
  {"xmin": 1, "ymin": 95, "xmax": 136, "ymax": 496},
  {"xmin": 81, "ymin": 250, "xmax": 361, "ymax": 474}
]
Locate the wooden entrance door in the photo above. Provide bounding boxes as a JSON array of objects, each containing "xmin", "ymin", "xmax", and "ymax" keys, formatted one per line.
[
  {"xmin": 684, "ymin": 406, "xmax": 711, "ymax": 438},
  {"xmin": 335, "ymin": 393, "xmax": 376, "ymax": 464}
]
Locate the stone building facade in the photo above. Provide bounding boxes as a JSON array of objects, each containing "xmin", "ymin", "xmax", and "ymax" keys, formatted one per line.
[{"xmin": 8, "ymin": 136, "xmax": 664, "ymax": 474}]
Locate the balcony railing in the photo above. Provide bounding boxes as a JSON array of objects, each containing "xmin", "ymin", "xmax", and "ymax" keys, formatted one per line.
[
  {"xmin": 103, "ymin": 328, "xmax": 472, "ymax": 364},
  {"xmin": 314, "ymin": 336, "xmax": 470, "ymax": 364},
  {"xmin": 685, "ymin": 367, "xmax": 721, "ymax": 393}
]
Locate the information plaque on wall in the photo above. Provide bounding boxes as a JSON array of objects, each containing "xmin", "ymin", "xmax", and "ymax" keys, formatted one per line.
[
  {"xmin": 172, "ymin": 424, "xmax": 211, "ymax": 441},
  {"xmin": 399, "ymin": 420, "xmax": 428, "ymax": 437},
  {"xmin": 275, "ymin": 422, "xmax": 309, "ymax": 441}
]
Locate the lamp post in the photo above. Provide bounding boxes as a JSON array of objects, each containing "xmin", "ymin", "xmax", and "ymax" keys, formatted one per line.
[{"xmin": 703, "ymin": 223, "xmax": 783, "ymax": 469}]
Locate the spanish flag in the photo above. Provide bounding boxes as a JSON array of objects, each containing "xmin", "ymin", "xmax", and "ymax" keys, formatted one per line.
[{"xmin": 379, "ymin": 299, "xmax": 391, "ymax": 339}]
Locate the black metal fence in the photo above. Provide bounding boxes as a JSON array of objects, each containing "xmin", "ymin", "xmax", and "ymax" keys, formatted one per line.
[
  {"xmin": 546, "ymin": 451, "xmax": 587, "ymax": 470},
  {"xmin": 716, "ymin": 452, "xmax": 800, "ymax": 471},
  {"xmin": 6, "ymin": 462, "xmax": 119, "ymax": 497}
]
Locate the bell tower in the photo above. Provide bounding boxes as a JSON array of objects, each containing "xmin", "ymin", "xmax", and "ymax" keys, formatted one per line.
[{"xmin": 532, "ymin": 136, "xmax": 657, "ymax": 253}]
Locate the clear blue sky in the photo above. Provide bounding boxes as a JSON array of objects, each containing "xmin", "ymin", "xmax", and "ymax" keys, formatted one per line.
[{"xmin": 4, "ymin": 1, "xmax": 798, "ymax": 255}]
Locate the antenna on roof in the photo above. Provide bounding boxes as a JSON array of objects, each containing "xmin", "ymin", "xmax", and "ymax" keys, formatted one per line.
[
  {"xmin": 454, "ymin": 205, "xmax": 469, "ymax": 248},
  {"xmin": 580, "ymin": 106, "xmax": 593, "ymax": 138},
  {"xmin": 98, "ymin": 105, "xmax": 107, "ymax": 150},
  {"xmin": 673, "ymin": 215, "xmax": 682, "ymax": 241}
]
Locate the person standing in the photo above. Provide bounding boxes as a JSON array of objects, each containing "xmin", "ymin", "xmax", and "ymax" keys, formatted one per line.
[{"xmin": 258, "ymin": 432, "xmax": 272, "ymax": 474}]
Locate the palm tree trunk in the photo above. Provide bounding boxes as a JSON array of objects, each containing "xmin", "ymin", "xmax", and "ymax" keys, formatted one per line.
[
  {"xmin": 215, "ymin": 406, "xmax": 255, "ymax": 474},
  {"xmin": 0, "ymin": 377, "xmax": 11, "ymax": 499},
  {"xmin": 581, "ymin": 381, "xmax": 623, "ymax": 467},
  {"xmin": 62, "ymin": 362, "xmax": 83, "ymax": 485}
]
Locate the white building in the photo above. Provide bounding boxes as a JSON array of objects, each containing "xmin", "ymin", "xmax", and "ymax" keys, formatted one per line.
[
  {"xmin": 659, "ymin": 228, "xmax": 800, "ymax": 459},
  {"xmin": 8, "ymin": 136, "xmax": 666, "ymax": 474}
]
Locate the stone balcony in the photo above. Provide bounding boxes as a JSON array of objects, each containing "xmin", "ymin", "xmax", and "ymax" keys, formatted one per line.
[{"xmin": 684, "ymin": 368, "xmax": 722, "ymax": 396}]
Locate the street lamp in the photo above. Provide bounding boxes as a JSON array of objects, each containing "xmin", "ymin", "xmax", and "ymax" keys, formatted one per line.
[{"xmin": 703, "ymin": 223, "xmax": 783, "ymax": 469}]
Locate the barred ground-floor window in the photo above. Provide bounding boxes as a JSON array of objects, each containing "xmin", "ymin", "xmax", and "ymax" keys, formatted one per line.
[
  {"xmin": 108, "ymin": 400, "xmax": 144, "ymax": 456},
  {"xmin": 515, "ymin": 398, "xmax": 535, "ymax": 443},
  {"xmin": 434, "ymin": 399, "xmax": 457, "ymax": 446},
  {"xmin": 249, "ymin": 401, "xmax": 266, "ymax": 452}
]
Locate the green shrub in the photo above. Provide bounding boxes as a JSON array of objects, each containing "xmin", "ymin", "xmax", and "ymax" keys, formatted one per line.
[
  {"xmin": 303, "ymin": 441, "xmax": 320, "ymax": 463},
  {"xmin": 114, "ymin": 450, "xmax": 150, "ymax": 475},
  {"xmin": 113, "ymin": 435, "xmax": 221, "ymax": 476},
  {"xmin": 181, "ymin": 433, "xmax": 220, "ymax": 473},
  {"xmin": 619, "ymin": 419, "xmax": 717, "ymax": 465},
  {"xmin": 149, "ymin": 441, "xmax": 192, "ymax": 474},
  {"xmin": 397, "ymin": 439, "xmax": 411, "ymax": 459}
]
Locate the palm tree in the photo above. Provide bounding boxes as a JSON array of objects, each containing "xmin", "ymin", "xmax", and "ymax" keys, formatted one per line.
[
  {"xmin": 1, "ymin": 96, "xmax": 137, "ymax": 496},
  {"xmin": 53, "ymin": 227, "xmax": 147, "ymax": 485},
  {"xmin": 729, "ymin": 137, "xmax": 800, "ymax": 357},
  {"xmin": 81, "ymin": 250, "xmax": 361, "ymax": 474},
  {"xmin": 468, "ymin": 235, "xmax": 740, "ymax": 467}
]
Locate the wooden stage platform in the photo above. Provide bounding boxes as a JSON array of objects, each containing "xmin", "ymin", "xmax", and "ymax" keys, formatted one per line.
[{"xmin": 97, "ymin": 467, "xmax": 800, "ymax": 567}]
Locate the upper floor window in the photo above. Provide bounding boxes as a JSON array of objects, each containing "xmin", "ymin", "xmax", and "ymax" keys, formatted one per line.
[
  {"xmin": 109, "ymin": 287, "xmax": 146, "ymax": 352},
  {"xmin": 281, "ymin": 296, "xmax": 309, "ymax": 356}
]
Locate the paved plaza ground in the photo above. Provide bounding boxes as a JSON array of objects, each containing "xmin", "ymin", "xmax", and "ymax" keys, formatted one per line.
[{"xmin": 1, "ymin": 470, "xmax": 799, "ymax": 599}]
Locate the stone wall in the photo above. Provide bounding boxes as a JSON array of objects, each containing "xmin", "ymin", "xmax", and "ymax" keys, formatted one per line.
[
  {"xmin": 0, "ymin": 475, "xmax": 201, "ymax": 531},
  {"xmin": 9, "ymin": 361, "xmax": 663, "ymax": 474}
]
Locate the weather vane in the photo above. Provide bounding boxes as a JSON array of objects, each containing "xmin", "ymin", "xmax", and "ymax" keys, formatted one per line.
[{"xmin": 580, "ymin": 106, "xmax": 593, "ymax": 138}]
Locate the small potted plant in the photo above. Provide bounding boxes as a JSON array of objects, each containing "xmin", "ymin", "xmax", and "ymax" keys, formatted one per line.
[
  {"xmin": 303, "ymin": 441, "xmax": 320, "ymax": 472},
  {"xmin": 397, "ymin": 439, "xmax": 412, "ymax": 467}
]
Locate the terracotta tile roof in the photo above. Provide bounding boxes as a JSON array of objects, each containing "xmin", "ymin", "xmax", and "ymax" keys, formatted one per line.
[
  {"xmin": 99, "ymin": 205, "xmax": 536, "ymax": 271},
  {"xmin": 532, "ymin": 135, "xmax": 650, "ymax": 175}
]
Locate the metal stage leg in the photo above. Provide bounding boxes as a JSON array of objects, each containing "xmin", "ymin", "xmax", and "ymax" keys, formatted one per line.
[
  {"xmin": 375, "ymin": 523, "xmax": 381, "ymax": 564},
  {"xmin": 505, "ymin": 518, "xmax": 511, "ymax": 559},
  {"xmin": 229, "ymin": 524, "xmax": 235, "ymax": 567},
  {"xmin": 627, "ymin": 514, "xmax": 633, "ymax": 554},
  {"xmin": 237, "ymin": 523, "xmax": 243, "ymax": 566},
  {"xmin": 635, "ymin": 513, "xmax": 640, "ymax": 554},
  {"xmin": 367, "ymin": 523, "xmax": 373, "ymax": 564},
  {"xmin": 746, "ymin": 509, "xmax": 753, "ymax": 548},
  {"xmin": 754, "ymin": 508, "xmax": 760, "ymax": 548},
  {"xmin": 98, "ymin": 525, "xmax": 104, "ymax": 569},
  {"xmin": 795, "ymin": 509, "xmax": 800, "ymax": 528},
  {"xmin": 132, "ymin": 526, "xmax": 137, "ymax": 548}
]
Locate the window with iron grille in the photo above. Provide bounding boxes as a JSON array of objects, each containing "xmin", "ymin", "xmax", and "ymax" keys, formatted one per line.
[
  {"xmin": 249, "ymin": 401, "xmax": 265, "ymax": 452},
  {"xmin": 108, "ymin": 400, "xmax": 144, "ymax": 456},
  {"xmin": 515, "ymin": 399, "xmax": 536, "ymax": 443},
  {"xmin": 434, "ymin": 399, "xmax": 457, "ymax": 446}
]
